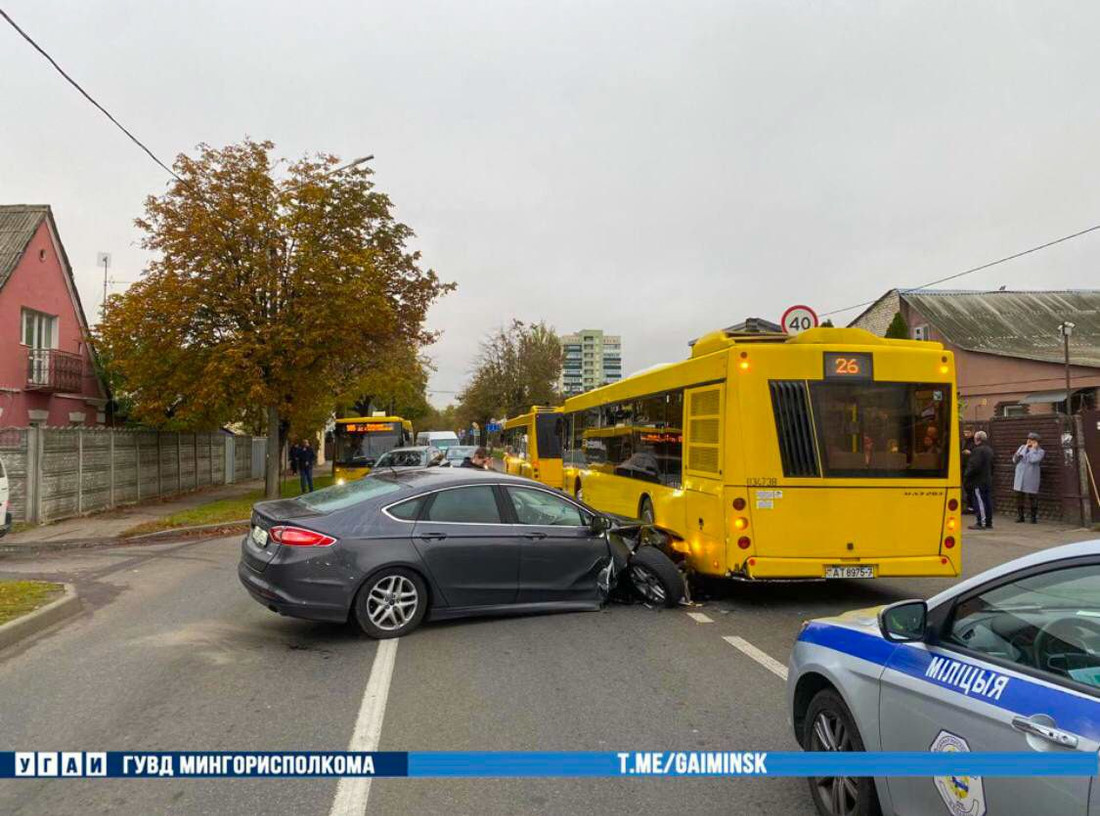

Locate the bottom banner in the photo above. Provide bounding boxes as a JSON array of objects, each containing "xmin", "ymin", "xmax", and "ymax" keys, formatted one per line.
[{"xmin": 2, "ymin": 751, "xmax": 1096, "ymax": 779}]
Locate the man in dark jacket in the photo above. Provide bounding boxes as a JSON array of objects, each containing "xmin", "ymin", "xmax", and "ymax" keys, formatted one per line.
[
  {"xmin": 963, "ymin": 430, "xmax": 995, "ymax": 530},
  {"xmin": 460, "ymin": 447, "xmax": 491, "ymax": 469},
  {"xmin": 298, "ymin": 440, "xmax": 316, "ymax": 493}
]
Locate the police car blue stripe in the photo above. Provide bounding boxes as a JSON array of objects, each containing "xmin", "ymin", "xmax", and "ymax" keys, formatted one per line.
[{"xmin": 800, "ymin": 621, "xmax": 1100, "ymax": 742}]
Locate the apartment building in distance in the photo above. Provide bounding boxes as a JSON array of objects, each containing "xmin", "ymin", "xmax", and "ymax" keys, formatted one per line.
[{"xmin": 559, "ymin": 329, "xmax": 622, "ymax": 396}]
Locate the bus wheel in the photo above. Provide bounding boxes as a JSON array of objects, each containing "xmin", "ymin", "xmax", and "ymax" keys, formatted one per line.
[{"xmin": 639, "ymin": 496, "xmax": 655, "ymax": 524}]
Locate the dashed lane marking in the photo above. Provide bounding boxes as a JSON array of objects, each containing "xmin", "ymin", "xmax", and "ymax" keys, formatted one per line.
[
  {"xmin": 723, "ymin": 635, "xmax": 788, "ymax": 681},
  {"xmin": 686, "ymin": 612, "xmax": 714, "ymax": 623}
]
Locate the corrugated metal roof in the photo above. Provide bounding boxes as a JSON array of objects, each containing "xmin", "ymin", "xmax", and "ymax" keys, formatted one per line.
[
  {"xmin": 901, "ymin": 290, "xmax": 1100, "ymax": 367},
  {"xmin": 0, "ymin": 205, "xmax": 49, "ymax": 290}
]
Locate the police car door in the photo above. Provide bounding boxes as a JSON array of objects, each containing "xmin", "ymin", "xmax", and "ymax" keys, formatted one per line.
[{"xmin": 879, "ymin": 558, "xmax": 1100, "ymax": 816}]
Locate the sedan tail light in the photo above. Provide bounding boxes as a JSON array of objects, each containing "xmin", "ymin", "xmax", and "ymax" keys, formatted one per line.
[{"xmin": 269, "ymin": 525, "xmax": 336, "ymax": 547}]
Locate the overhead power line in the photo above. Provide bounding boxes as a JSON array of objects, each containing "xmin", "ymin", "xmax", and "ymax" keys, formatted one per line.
[
  {"xmin": 0, "ymin": 6, "xmax": 181, "ymax": 181},
  {"xmin": 821, "ymin": 222, "xmax": 1100, "ymax": 318}
]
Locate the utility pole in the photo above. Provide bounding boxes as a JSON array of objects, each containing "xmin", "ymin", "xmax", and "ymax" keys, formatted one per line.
[{"xmin": 1059, "ymin": 320, "xmax": 1084, "ymax": 526}]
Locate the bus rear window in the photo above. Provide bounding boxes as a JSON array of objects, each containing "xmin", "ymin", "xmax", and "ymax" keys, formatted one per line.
[
  {"xmin": 810, "ymin": 382, "xmax": 951, "ymax": 478},
  {"xmin": 535, "ymin": 414, "xmax": 563, "ymax": 459}
]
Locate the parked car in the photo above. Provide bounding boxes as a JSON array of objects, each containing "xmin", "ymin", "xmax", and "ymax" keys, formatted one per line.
[
  {"xmin": 788, "ymin": 539, "xmax": 1100, "ymax": 816},
  {"xmin": 415, "ymin": 430, "xmax": 459, "ymax": 450},
  {"xmin": 238, "ymin": 469, "xmax": 684, "ymax": 638},
  {"xmin": 372, "ymin": 446, "xmax": 444, "ymax": 470},
  {"xmin": 441, "ymin": 445, "xmax": 479, "ymax": 466},
  {"xmin": 0, "ymin": 453, "xmax": 9, "ymax": 537}
]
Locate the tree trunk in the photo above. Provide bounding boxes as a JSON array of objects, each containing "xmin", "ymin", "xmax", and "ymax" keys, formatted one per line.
[{"xmin": 265, "ymin": 405, "xmax": 280, "ymax": 499}]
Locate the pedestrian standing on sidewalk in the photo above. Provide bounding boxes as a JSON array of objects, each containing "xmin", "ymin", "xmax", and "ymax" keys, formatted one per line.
[
  {"xmin": 289, "ymin": 440, "xmax": 301, "ymax": 476},
  {"xmin": 1013, "ymin": 432, "xmax": 1045, "ymax": 523},
  {"xmin": 961, "ymin": 428, "xmax": 976, "ymax": 514},
  {"xmin": 298, "ymin": 439, "xmax": 316, "ymax": 493},
  {"xmin": 963, "ymin": 430, "xmax": 995, "ymax": 530}
]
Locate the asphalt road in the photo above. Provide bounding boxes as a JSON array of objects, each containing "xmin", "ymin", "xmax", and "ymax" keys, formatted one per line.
[{"xmin": 0, "ymin": 522, "xmax": 1092, "ymax": 816}]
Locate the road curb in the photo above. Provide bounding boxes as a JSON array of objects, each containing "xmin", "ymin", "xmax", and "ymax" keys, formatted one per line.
[
  {"xmin": 0, "ymin": 583, "xmax": 81, "ymax": 651},
  {"xmin": 0, "ymin": 520, "xmax": 250, "ymax": 557}
]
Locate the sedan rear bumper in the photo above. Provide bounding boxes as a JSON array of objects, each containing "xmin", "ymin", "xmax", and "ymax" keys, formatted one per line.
[{"xmin": 237, "ymin": 561, "xmax": 349, "ymax": 623}]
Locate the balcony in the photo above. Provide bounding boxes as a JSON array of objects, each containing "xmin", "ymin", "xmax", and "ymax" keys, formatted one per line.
[{"xmin": 25, "ymin": 348, "xmax": 84, "ymax": 393}]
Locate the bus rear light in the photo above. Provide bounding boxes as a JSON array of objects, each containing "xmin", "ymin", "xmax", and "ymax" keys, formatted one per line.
[
  {"xmin": 733, "ymin": 497, "xmax": 746, "ymax": 511},
  {"xmin": 944, "ymin": 536, "xmax": 956, "ymax": 549},
  {"xmin": 941, "ymin": 557, "xmax": 948, "ymax": 565},
  {"xmin": 733, "ymin": 517, "xmax": 749, "ymax": 531},
  {"xmin": 270, "ymin": 526, "xmax": 337, "ymax": 547},
  {"xmin": 948, "ymin": 498, "xmax": 959, "ymax": 511},
  {"xmin": 739, "ymin": 360, "xmax": 750, "ymax": 371},
  {"xmin": 737, "ymin": 536, "xmax": 751, "ymax": 549},
  {"xmin": 939, "ymin": 365, "xmax": 949, "ymax": 374},
  {"xmin": 946, "ymin": 518, "xmax": 957, "ymax": 531},
  {"xmin": 748, "ymin": 558, "xmax": 756, "ymax": 566}
]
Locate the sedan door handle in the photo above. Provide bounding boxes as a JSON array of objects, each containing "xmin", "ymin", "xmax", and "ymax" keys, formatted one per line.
[
  {"xmin": 1011, "ymin": 716, "xmax": 1079, "ymax": 748},
  {"xmin": 525, "ymin": 532, "xmax": 547, "ymax": 540},
  {"xmin": 419, "ymin": 532, "xmax": 447, "ymax": 541}
]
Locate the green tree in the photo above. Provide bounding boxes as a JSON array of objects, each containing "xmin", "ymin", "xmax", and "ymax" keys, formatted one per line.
[
  {"xmin": 457, "ymin": 320, "xmax": 562, "ymax": 429},
  {"xmin": 885, "ymin": 311, "xmax": 909, "ymax": 339},
  {"xmin": 98, "ymin": 139, "xmax": 453, "ymax": 497},
  {"xmin": 820, "ymin": 319, "xmax": 835, "ymax": 328}
]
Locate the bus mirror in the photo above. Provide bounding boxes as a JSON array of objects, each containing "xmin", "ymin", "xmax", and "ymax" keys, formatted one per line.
[{"xmin": 878, "ymin": 600, "xmax": 927, "ymax": 642}]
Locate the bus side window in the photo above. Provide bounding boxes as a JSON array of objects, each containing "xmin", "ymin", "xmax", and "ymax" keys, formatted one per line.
[{"xmin": 662, "ymin": 390, "xmax": 684, "ymax": 488}]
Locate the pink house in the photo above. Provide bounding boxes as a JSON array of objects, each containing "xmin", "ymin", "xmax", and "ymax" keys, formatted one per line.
[{"xmin": 0, "ymin": 205, "xmax": 108, "ymax": 427}]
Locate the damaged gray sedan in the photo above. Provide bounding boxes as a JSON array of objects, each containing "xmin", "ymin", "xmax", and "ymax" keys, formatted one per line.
[{"xmin": 239, "ymin": 468, "xmax": 684, "ymax": 638}]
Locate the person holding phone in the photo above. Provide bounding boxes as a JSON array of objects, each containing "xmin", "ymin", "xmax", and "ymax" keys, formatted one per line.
[{"xmin": 1012, "ymin": 432, "xmax": 1045, "ymax": 523}]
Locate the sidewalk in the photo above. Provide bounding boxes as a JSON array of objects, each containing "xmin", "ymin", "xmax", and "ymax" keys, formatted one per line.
[
  {"xmin": 0, "ymin": 479, "xmax": 262, "ymax": 549},
  {"xmin": 967, "ymin": 514, "xmax": 1096, "ymax": 551}
]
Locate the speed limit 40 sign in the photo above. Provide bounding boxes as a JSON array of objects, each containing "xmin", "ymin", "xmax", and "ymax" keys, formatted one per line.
[{"xmin": 781, "ymin": 305, "xmax": 819, "ymax": 335}]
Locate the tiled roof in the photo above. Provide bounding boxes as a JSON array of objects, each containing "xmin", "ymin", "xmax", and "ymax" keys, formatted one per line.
[{"xmin": 0, "ymin": 205, "xmax": 50, "ymax": 290}]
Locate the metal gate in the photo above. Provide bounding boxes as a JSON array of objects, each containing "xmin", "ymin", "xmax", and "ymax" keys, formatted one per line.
[{"xmin": 1083, "ymin": 410, "xmax": 1100, "ymax": 526}]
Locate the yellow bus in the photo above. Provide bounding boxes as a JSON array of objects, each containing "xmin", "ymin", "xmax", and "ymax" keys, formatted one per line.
[
  {"xmin": 560, "ymin": 327, "xmax": 961, "ymax": 581},
  {"xmin": 501, "ymin": 406, "xmax": 564, "ymax": 489},
  {"xmin": 332, "ymin": 416, "xmax": 414, "ymax": 483}
]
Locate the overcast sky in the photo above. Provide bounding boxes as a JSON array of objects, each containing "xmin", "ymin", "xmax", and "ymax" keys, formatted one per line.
[{"xmin": 4, "ymin": 1, "xmax": 1099, "ymax": 405}]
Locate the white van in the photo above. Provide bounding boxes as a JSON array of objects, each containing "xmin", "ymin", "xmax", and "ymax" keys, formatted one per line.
[
  {"xmin": 0, "ymin": 453, "xmax": 10, "ymax": 537},
  {"xmin": 415, "ymin": 431, "xmax": 460, "ymax": 451}
]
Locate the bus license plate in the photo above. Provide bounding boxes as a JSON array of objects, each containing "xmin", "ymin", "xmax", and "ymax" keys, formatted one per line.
[{"xmin": 825, "ymin": 566, "xmax": 874, "ymax": 579}]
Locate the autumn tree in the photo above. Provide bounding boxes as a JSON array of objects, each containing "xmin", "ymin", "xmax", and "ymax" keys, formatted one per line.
[
  {"xmin": 457, "ymin": 320, "xmax": 562, "ymax": 429},
  {"xmin": 98, "ymin": 139, "xmax": 453, "ymax": 497}
]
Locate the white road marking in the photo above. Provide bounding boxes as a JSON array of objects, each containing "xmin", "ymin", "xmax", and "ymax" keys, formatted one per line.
[
  {"xmin": 723, "ymin": 635, "xmax": 788, "ymax": 681},
  {"xmin": 686, "ymin": 612, "xmax": 713, "ymax": 624},
  {"xmin": 329, "ymin": 637, "xmax": 399, "ymax": 816}
]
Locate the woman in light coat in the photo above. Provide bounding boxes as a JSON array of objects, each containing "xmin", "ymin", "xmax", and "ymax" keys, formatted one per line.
[{"xmin": 1013, "ymin": 432, "xmax": 1045, "ymax": 523}]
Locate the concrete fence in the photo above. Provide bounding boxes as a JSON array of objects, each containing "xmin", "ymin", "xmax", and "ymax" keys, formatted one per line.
[{"xmin": 0, "ymin": 427, "xmax": 266, "ymax": 524}]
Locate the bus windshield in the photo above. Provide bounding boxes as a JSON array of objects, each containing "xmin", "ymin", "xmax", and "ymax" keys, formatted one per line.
[
  {"xmin": 811, "ymin": 382, "xmax": 950, "ymax": 478},
  {"xmin": 335, "ymin": 426, "xmax": 401, "ymax": 465},
  {"xmin": 535, "ymin": 414, "xmax": 563, "ymax": 459}
]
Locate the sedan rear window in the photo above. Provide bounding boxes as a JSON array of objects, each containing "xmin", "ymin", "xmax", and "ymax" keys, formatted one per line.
[
  {"xmin": 387, "ymin": 496, "xmax": 425, "ymax": 521},
  {"xmin": 295, "ymin": 477, "xmax": 402, "ymax": 512}
]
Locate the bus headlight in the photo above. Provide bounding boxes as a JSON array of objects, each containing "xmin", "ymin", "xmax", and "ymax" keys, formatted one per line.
[{"xmin": 336, "ymin": 478, "xmax": 346, "ymax": 486}]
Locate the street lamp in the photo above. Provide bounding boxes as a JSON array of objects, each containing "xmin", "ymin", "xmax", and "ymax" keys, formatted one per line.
[
  {"xmin": 1059, "ymin": 321, "xmax": 1076, "ymax": 416},
  {"xmin": 1059, "ymin": 320, "xmax": 1085, "ymax": 526},
  {"xmin": 328, "ymin": 155, "xmax": 374, "ymax": 175}
]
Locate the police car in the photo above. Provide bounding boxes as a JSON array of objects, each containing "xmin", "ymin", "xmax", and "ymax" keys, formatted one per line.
[{"xmin": 788, "ymin": 539, "xmax": 1100, "ymax": 816}]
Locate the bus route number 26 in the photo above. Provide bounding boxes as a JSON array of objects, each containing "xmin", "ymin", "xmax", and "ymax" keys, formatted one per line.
[{"xmin": 824, "ymin": 352, "xmax": 873, "ymax": 380}]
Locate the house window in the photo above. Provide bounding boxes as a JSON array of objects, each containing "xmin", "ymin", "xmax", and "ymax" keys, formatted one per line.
[
  {"xmin": 1001, "ymin": 403, "xmax": 1028, "ymax": 417},
  {"xmin": 21, "ymin": 308, "xmax": 58, "ymax": 350},
  {"xmin": 912, "ymin": 325, "xmax": 929, "ymax": 341}
]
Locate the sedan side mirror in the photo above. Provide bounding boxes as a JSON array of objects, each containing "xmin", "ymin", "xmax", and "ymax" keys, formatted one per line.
[
  {"xmin": 878, "ymin": 600, "xmax": 928, "ymax": 643},
  {"xmin": 589, "ymin": 514, "xmax": 611, "ymax": 535}
]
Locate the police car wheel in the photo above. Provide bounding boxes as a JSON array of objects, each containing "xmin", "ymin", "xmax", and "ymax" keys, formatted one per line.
[
  {"xmin": 803, "ymin": 689, "xmax": 881, "ymax": 816},
  {"xmin": 353, "ymin": 568, "xmax": 428, "ymax": 639}
]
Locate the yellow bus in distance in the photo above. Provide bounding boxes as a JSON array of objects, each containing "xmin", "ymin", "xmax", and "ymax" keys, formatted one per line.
[
  {"xmin": 560, "ymin": 327, "xmax": 961, "ymax": 581},
  {"xmin": 501, "ymin": 406, "xmax": 564, "ymax": 489},
  {"xmin": 332, "ymin": 416, "xmax": 414, "ymax": 483}
]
